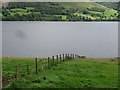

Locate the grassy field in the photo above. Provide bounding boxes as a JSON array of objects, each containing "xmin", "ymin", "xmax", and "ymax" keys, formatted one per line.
[
  {"xmin": 73, "ymin": 12, "xmax": 96, "ymax": 20},
  {"xmin": 10, "ymin": 7, "xmax": 35, "ymax": 16},
  {"xmin": 2, "ymin": 57, "xmax": 47, "ymax": 78},
  {"xmin": 2, "ymin": 57, "xmax": 118, "ymax": 88},
  {"xmin": 55, "ymin": 15, "xmax": 67, "ymax": 20},
  {"xmin": 0, "ymin": 12, "xmax": 3, "ymax": 20},
  {"xmin": 60, "ymin": 2, "xmax": 110, "ymax": 11}
]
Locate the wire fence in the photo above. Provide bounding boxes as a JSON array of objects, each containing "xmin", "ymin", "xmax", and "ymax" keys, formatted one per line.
[{"xmin": 2, "ymin": 54, "xmax": 86, "ymax": 86}]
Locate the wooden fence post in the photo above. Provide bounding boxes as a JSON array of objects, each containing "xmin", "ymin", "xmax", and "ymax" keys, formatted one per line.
[
  {"xmin": 35, "ymin": 58, "xmax": 38, "ymax": 75},
  {"xmin": 60, "ymin": 55, "xmax": 62, "ymax": 62},
  {"xmin": 56, "ymin": 55, "xmax": 58, "ymax": 64},
  {"xmin": 48, "ymin": 57, "xmax": 50, "ymax": 68},
  {"xmin": 65, "ymin": 54, "xmax": 67, "ymax": 61},
  {"xmin": 52, "ymin": 56, "xmax": 54, "ymax": 66},
  {"xmin": 63, "ymin": 54, "xmax": 64, "ymax": 62},
  {"xmin": 15, "ymin": 64, "xmax": 18, "ymax": 80},
  {"xmin": 27, "ymin": 64, "xmax": 29, "ymax": 75},
  {"xmin": 65, "ymin": 54, "xmax": 67, "ymax": 58}
]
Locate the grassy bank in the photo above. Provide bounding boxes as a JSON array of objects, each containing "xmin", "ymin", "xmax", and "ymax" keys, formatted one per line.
[{"xmin": 2, "ymin": 57, "xmax": 118, "ymax": 88}]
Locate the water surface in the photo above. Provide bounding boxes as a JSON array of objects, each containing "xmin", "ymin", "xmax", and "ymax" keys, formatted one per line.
[{"xmin": 2, "ymin": 22, "xmax": 118, "ymax": 58}]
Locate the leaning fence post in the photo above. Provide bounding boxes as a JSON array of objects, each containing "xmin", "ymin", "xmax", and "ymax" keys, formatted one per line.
[
  {"xmin": 35, "ymin": 58, "xmax": 38, "ymax": 75},
  {"xmin": 15, "ymin": 64, "xmax": 18, "ymax": 80}
]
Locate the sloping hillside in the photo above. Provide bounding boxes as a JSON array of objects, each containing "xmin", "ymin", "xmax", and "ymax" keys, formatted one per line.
[
  {"xmin": 97, "ymin": 2, "xmax": 118, "ymax": 10},
  {"xmin": 60, "ymin": 2, "xmax": 111, "ymax": 10},
  {"xmin": 3, "ymin": 57, "xmax": 118, "ymax": 88},
  {"xmin": 1, "ymin": 2, "xmax": 118, "ymax": 21}
]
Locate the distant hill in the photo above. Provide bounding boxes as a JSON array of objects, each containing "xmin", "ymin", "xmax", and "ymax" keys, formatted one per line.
[
  {"xmin": 97, "ymin": 2, "xmax": 118, "ymax": 10},
  {"xmin": 1, "ymin": 2, "xmax": 119, "ymax": 21},
  {"xmin": 7, "ymin": 2, "xmax": 115, "ymax": 10}
]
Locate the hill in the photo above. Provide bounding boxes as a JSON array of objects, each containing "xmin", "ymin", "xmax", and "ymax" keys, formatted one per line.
[
  {"xmin": 1, "ymin": 2, "xmax": 119, "ymax": 21},
  {"xmin": 97, "ymin": 2, "xmax": 118, "ymax": 10}
]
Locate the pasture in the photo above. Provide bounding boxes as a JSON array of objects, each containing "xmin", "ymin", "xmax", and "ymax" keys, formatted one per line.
[{"xmin": 2, "ymin": 57, "xmax": 118, "ymax": 88}]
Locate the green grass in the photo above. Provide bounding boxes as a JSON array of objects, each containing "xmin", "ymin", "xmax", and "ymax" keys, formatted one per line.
[
  {"xmin": 88, "ymin": 11, "xmax": 102, "ymax": 15},
  {"xmin": 26, "ymin": 7, "xmax": 35, "ymax": 10},
  {"xmin": 10, "ymin": 8, "xmax": 27, "ymax": 16},
  {"xmin": 60, "ymin": 2, "xmax": 118, "ymax": 20},
  {"xmin": 11, "ymin": 8, "xmax": 26, "ymax": 12},
  {"xmin": 8, "ymin": 7, "xmax": 41, "ymax": 17},
  {"xmin": 55, "ymin": 15, "xmax": 67, "ymax": 20},
  {"xmin": 60, "ymin": 2, "xmax": 110, "ymax": 11},
  {"xmin": 10, "ymin": 8, "xmax": 33, "ymax": 16},
  {"xmin": 2, "ymin": 57, "xmax": 118, "ymax": 88},
  {"xmin": 0, "ymin": 13, "xmax": 2, "ymax": 20},
  {"xmin": 61, "ymin": 15, "xmax": 67, "ymax": 20},
  {"xmin": 73, "ymin": 12, "xmax": 96, "ymax": 20},
  {"xmin": 2, "ymin": 57, "xmax": 47, "ymax": 78},
  {"xmin": 0, "ymin": 13, "xmax": 2, "ymax": 17},
  {"xmin": 104, "ymin": 9, "xmax": 118, "ymax": 19}
]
